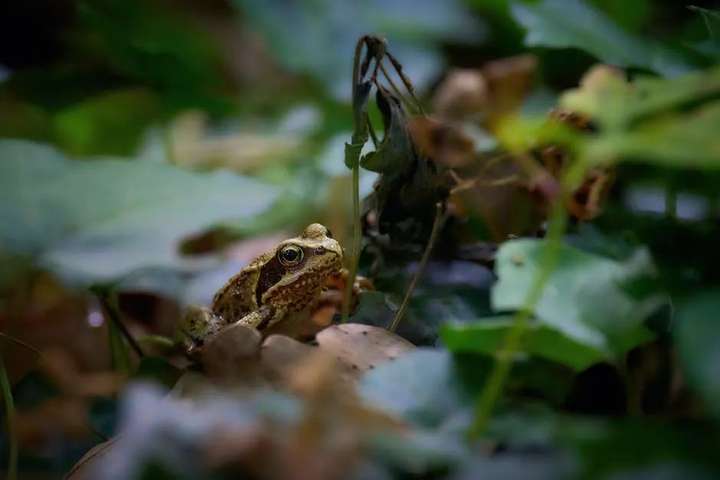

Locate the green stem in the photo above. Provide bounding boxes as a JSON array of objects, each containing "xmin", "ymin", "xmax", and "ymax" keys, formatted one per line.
[
  {"xmin": 469, "ymin": 160, "xmax": 585, "ymax": 438},
  {"xmin": 469, "ymin": 200, "xmax": 567, "ymax": 437},
  {"xmin": 341, "ymin": 37, "xmax": 371, "ymax": 323},
  {"xmin": 342, "ymin": 163, "xmax": 362, "ymax": 323},
  {"xmin": 0, "ymin": 353, "xmax": 17, "ymax": 480},
  {"xmin": 390, "ymin": 202, "xmax": 446, "ymax": 332}
]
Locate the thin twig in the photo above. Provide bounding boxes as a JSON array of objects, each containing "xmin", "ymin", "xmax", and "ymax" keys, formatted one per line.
[
  {"xmin": 390, "ymin": 202, "xmax": 448, "ymax": 332},
  {"xmin": 0, "ymin": 332, "xmax": 42, "ymax": 357},
  {"xmin": 450, "ymin": 174, "xmax": 520, "ymax": 195}
]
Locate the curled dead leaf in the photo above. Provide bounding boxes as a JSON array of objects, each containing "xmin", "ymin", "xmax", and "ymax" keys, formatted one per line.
[{"xmin": 408, "ymin": 116, "xmax": 477, "ymax": 168}]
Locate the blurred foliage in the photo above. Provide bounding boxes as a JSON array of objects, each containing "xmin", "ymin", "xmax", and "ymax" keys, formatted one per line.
[
  {"xmin": 233, "ymin": 0, "xmax": 484, "ymax": 98},
  {"xmin": 1, "ymin": 0, "xmax": 720, "ymax": 479},
  {"xmin": 0, "ymin": 140, "xmax": 278, "ymax": 286},
  {"xmin": 511, "ymin": 0, "xmax": 695, "ymax": 77}
]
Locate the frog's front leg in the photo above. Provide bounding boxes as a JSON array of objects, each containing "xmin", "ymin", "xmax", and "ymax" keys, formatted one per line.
[
  {"xmin": 179, "ymin": 305, "xmax": 225, "ymax": 348},
  {"xmin": 234, "ymin": 305, "xmax": 285, "ymax": 330}
]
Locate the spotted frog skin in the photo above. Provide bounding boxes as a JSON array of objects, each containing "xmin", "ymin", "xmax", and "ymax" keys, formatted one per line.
[{"xmin": 180, "ymin": 224, "xmax": 343, "ymax": 348}]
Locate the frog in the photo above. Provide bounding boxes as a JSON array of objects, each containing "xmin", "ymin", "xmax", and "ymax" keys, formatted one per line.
[{"xmin": 178, "ymin": 223, "xmax": 344, "ymax": 350}]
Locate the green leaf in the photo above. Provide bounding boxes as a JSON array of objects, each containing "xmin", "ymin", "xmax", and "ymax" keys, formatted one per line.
[
  {"xmin": 441, "ymin": 317, "xmax": 606, "ymax": 371},
  {"xmin": 585, "ymin": 101, "xmax": 720, "ymax": 169},
  {"xmin": 511, "ymin": 0, "xmax": 693, "ymax": 77},
  {"xmin": 491, "ymin": 239, "xmax": 661, "ymax": 360},
  {"xmin": 676, "ymin": 290, "xmax": 720, "ymax": 419},
  {"xmin": 0, "ymin": 140, "xmax": 278, "ymax": 284},
  {"xmin": 560, "ymin": 66, "xmax": 720, "ymax": 131},
  {"xmin": 555, "ymin": 65, "xmax": 720, "ymax": 169}
]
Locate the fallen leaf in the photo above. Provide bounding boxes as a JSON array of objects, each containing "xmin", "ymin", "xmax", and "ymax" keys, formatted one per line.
[{"xmin": 316, "ymin": 324, "xmax": 415, "ymax": 376}]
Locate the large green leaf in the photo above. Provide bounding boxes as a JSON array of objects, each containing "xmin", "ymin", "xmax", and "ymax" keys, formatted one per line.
[
  {"xmin": 0, "ymin": 140, "xmax": 278, "ymax": 284},
  {"xmin": 676, "ymin": 290, "xmax": 720, "ymax": 419},
  {"xmin": 511, "ymin": 0, "xmax": 692, "ymax": 77},
  {"xmin": 491, "ymin": 239, "xmax": 661, "ymax": 360},
  {"xmin": 441, "ymin": 317, "xmax": 606, "ymax": 371}
]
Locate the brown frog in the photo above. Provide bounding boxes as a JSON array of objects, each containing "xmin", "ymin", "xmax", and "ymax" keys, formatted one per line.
[{"xmin": 179, "ymin": 223, "xmax": 343, "ymax": 349}]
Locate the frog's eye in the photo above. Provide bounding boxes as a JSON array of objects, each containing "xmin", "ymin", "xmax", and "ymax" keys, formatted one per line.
[{"xmin": 278, "ymin": 244, "xmax": 304, "ymax": 266}]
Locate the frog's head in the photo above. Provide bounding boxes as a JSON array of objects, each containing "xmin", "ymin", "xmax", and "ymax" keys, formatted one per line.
[{"xmin": 275, "ymin": 223, "xmax": 342, "ymax": 272}]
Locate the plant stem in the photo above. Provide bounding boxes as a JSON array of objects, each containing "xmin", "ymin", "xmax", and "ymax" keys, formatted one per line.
[
  {"xmin": 468, "ymin": 157, "xmax": 587, "ymax": 438},
  {"xmin": 342, "ymin": 163, "xmax": 362, "ymax": 323},
  {"xmin": 390, "ymin": 202, "xmax": 447, "ymax": 332},
  {"xmin": 341, "ymin": 37, "xmax": 371, "ymax": 323},
  {"xmin": 0, "ymin": 353, "xmax": 17, "ymax": 480},
  {"xmin": 469, "ymin": 199, "xmax": 567, "ymax": 437}
]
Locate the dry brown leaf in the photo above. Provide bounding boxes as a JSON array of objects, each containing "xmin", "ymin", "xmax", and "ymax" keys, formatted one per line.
[
  {"xmin": 432, "ymin": 55, "xmax": 538, "ymax": 124},
  {"xmin": 315, "ymin": 324, "xmax": 414, "ymax": 377},
  {"xmin": 482, "ymin": 54, "xmax": 538, "ymax": 123},
  {"xmin": 408, "ymin": 116, "xmax": 477, "ymax": 168}
]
